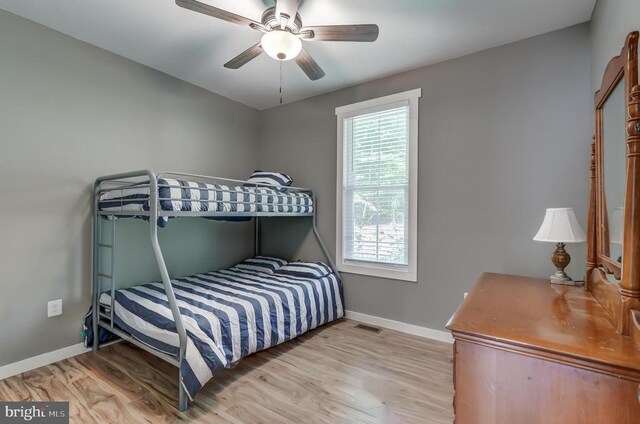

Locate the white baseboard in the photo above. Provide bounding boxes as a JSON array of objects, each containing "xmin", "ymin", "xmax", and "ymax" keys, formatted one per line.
[
  {"xmin": 0, "ymin": 343, "xmax": 90, "ymax": 381},
  {"xmin": 345, "ymin": 310, "xmax": 454, "ymax": 344},
  {"xmin": 0, "ymin": 315, "xmax": 451, "ymax": 381}
]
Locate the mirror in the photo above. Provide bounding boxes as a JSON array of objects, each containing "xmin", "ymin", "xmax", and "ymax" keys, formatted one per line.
[
  {"xmin": 602, "ymin": 80, "xmax": 626, "ymax": 270},
  {"xmin": 587, "ymin": 31, "xmax": 640, "ymax": 338}
]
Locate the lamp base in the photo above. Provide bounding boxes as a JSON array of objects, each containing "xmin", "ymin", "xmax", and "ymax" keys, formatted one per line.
[
  {"xmin": 549, "ymin": 270, "xmax": 582, "ymax": 286},
  {"xmin": 548, "ymin": 243, "xmax": 583, "ymax": 286}
]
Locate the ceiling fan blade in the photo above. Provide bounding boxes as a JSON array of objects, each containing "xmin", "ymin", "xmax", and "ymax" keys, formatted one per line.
[
  {"xmin": 300, "ymin": 24, "xmax": 379, "ymax": 42},
  {"xmin": 295, "ymin": 48, "xmax": 325, "ymax": 81},
  {"xmin": 275, "ymin": 0, "xmax": 299, "ymax": 28},
  {"xmin": 224, "ymin": 43, "xmax": 263, "ymax": 69},
  {"xmin": 176, "ymin": 0, "xmax": 266, "ymax": 32}
]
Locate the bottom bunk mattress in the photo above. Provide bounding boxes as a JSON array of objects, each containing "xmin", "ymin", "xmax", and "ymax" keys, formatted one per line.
[{"xmin": 89, "ymin": 265, "xmax": 344, "ymax": 401}]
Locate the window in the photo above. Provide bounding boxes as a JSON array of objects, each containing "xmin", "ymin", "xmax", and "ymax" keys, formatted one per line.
[{"xmin": 336, "ymin": 89, "xmax": 420, "ymax": 282}]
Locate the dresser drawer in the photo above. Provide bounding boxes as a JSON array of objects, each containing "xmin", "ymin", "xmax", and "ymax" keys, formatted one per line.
[{"xmin": 453, "ymin": 340, "xmax": 640, "ymax": 424}]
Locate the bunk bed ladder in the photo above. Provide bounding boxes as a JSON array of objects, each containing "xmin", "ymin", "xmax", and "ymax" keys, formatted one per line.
[{"xmin": 95, "ymin": 217, "xmax": 117, "ymax": 326}]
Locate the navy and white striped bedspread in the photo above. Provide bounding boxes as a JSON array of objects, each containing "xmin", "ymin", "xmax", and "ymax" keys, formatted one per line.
[
  {"xmin": 99, "ymin": 178, "xmax": 313, "ymax": 226},
  {"xmin": 97, "ymin": 266, "xmax": 343, "ymax": 400}
]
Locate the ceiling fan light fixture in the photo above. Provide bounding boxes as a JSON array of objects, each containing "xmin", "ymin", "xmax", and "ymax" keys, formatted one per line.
[{"xmin": 261, "ymin": 30, "xmax": 302, "ymax": 61}]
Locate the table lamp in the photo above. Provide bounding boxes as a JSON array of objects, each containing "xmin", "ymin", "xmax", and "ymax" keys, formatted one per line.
[
  {"xmin": 533, "ymin": 207, "xmax": 586, "ymax": 285},
  {"xmin": 609, "ymin": 206, "xmax": 624, "ymax": 263},
  {"xmin": 609, "ymin": 207, "xmax": 624, "ymax": 245}
]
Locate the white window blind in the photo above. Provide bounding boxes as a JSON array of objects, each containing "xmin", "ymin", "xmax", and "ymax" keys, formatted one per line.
[{"xmin": 343, "ymin": 104, "xmax": 410, "ymax": 266}]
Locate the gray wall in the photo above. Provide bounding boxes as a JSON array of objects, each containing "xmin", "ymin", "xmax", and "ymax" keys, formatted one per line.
[
  {"xmin": 0, "ymin": 9, "xmax": 598, "ymax": 368},
  {"xmin": 590, "ymin": 0, "xmax": 640, "ymax": 92},
  {"xmin": 0, "ymin": 10, "xmax": 259, "ymax": 367},
  {"xmin": 258, "ymin": 24, "xmax": 592, "ymax": 331}
]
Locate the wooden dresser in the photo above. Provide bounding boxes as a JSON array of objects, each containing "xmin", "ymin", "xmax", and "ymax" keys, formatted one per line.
[{"xmin": 447, "ymin": 273, "xmax": 640, "ymax": 424}]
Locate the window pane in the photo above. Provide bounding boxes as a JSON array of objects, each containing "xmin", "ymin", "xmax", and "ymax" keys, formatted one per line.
[
  {"xmin": 344, "ymin": 187, "xmax": 408, "ymax": 265},
  {"xmin": 343, "ymin": 104, "xmax": 410, "ymax": 267},
  {"xmin": 345, "ymin": 106, "xmax": 409, "ymax": 188}
]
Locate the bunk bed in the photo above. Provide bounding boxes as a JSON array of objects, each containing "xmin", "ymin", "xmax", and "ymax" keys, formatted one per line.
[{"xmin": 89, "ymin": 170, "xmax": 343, "ymax": 411}]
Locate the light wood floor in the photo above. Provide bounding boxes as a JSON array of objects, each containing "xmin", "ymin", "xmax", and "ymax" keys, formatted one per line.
[{"xmin": 0, "ymin": 319, "xmax": 454, "ymax": 423}]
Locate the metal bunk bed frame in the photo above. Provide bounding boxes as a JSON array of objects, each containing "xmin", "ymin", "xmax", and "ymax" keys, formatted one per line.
[{"xmin": 91, "ymin": 169, "xmax": 338, "ymax": 411}]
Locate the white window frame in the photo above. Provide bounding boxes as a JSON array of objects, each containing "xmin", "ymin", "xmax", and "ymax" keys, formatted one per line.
[{"xmin": 335, "ymin": 88, "xmax": 421, "ymax": 282}]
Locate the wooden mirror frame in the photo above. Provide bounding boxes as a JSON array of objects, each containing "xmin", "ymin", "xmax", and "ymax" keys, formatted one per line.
[{"xmin": 587, "ymin": 31, "xmax": 640, "ymax": 339}]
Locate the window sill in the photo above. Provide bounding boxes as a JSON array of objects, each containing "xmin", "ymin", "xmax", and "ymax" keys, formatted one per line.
[{"xmin": 337, "ymin": 262, "xmax": 417, "ymax": 282}]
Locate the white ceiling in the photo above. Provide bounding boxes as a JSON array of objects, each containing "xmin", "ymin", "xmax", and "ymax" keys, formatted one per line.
[{"xmin": 0, "ymin": 0, "xmax": 595, "ymax": 110}]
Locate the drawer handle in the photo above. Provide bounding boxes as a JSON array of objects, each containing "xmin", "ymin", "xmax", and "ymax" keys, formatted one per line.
[{"xmin": 638, "ymin": 385, "xmax": 640, "ymax": 403}]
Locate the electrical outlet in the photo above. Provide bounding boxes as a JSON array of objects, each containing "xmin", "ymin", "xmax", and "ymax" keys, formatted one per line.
[{"xmin": 48, "ymin": 299, "xmax": 62, "ymax": 318}]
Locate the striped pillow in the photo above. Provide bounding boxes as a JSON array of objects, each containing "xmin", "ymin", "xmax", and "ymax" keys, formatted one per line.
[
  {"xmin": 234, "ymin": 256, "xmax": 288, "ymax": 274},
  {"xmin": 275, "ymin": 261, "xmax": 333, "ymax": 278},
  {"xmin": 246, "ymin": 170, "xmax": 293, "ymax": 188}
]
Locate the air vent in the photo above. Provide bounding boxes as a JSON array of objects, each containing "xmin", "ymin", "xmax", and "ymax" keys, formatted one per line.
[{"xmin": 355, "ymin": 323, "xmax": 382, "ymax": 333}]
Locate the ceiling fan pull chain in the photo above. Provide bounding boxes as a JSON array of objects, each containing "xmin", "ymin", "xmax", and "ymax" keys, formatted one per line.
[{"xmin": 279, "ymin": 62, "xmax": 283, "ymax": 104}]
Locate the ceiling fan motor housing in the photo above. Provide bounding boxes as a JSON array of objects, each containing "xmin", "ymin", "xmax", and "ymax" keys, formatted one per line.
[{"xmin": 261, "ymin": 7, "xmax": 302, "ymax": 32}]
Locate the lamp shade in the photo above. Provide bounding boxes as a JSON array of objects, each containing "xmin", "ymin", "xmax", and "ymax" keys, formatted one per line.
[
  {"xmin": 609, "ymin": 207, "xmax": 624, "ymax": 245},
  {"xmin": 533, "ymin": 208, "xmax": 586, "ymax": 243}
]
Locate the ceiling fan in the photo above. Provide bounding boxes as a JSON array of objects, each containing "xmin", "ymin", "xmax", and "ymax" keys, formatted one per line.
[{"xmin": 175, "ymin": 0, "xmax": 379, "ymax": 81}]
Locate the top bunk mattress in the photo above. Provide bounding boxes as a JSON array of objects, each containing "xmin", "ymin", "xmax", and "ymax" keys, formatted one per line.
[{"xmin": 99, "ymin": 178, "xmax": 314, "ymax": 224}]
